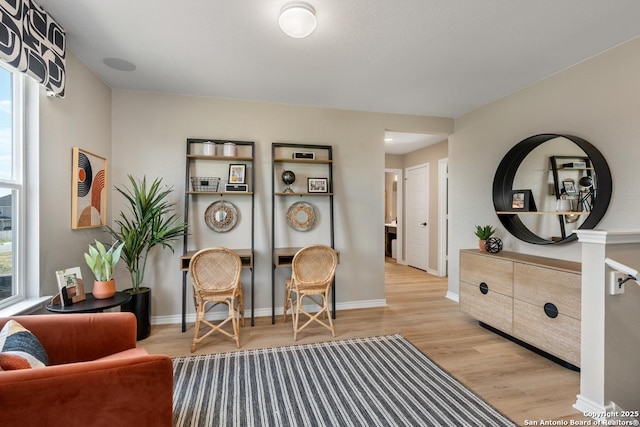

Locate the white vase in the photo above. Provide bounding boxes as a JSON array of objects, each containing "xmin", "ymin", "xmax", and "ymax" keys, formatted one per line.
[
  {"xmin": 202, "ymin": 141, "xmax": 215, "ymax": 155},
  {"xmin": 223, "ymin": 142, "xmax": 236, "ymax": 156}
]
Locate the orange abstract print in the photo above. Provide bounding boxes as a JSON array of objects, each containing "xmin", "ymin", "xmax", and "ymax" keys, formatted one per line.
[{"xmin": 72, "ymin": 148, "xmax": 107, "ymax": 229}]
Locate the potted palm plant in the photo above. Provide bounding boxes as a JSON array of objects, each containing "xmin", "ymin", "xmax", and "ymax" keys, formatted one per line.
[
  {"xmin": 84, "ymin": 240, "xmax": 124, "ymax": 299},
  {"xmin": 107, "ymin": 175, "xmax": 188, "ymax": 340},
  {"xmin": 474, "ymin": 225, "xmax": 496, "ymax": 251}
]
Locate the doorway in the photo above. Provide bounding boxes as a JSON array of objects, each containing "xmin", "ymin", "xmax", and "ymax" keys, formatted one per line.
[{"xmin": 384, "ymin": 168, "xmax": 403, "ymax": 262}]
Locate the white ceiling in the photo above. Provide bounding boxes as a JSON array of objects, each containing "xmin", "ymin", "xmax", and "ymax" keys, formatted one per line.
[
  {"xmin": 384, "ymin": 132, "xmax": 447, "ymax": 155},
  {"xmin": 38, "ymin": 1, "xmax": 640, "ymax": 120}
]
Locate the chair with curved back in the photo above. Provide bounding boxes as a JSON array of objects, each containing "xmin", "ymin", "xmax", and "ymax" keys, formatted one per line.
[
  {"xmin": 285, "ymin": 244, "xmax": 338, "ymax": 341},
  {"xmin": 189, "ymin": 247, "xmax": 245, "ymax": 351}
]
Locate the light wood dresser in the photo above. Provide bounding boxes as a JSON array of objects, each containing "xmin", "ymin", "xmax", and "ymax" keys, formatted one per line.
[{"xmin": 459, "ymin": 249, "xmax": 582, "ymax": 368}]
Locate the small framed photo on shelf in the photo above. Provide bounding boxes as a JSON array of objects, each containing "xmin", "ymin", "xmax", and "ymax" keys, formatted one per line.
[
  {"xmin": 228, "ymin": 164, "xmax": 246, "ymax": 184},
  {"xmin": 55, "ymin": 267, "xmax": 86, "ymax": 306},
  {"xmin": 307, "ymin": 177, "xmax": 328, "ymax": 193},
  {"xmin": 562, "ymin": 180, "xmax": 577, "ymax": 195},
  {"xmin": 509, "ymin": 189, "xmax": 537, "ymax": 212}
]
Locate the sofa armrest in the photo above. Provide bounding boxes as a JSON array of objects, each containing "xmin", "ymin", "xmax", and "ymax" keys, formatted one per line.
[
  {"xmin": 1, "ymin": 312, "xmax": 137, "ymax": 365},
  {"xmin": 0, "ymin": 354, "xmax": 173, "ymax": 427}
]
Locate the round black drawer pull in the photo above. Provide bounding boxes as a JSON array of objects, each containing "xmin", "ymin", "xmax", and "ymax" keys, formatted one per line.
[
  {"xmin": 479, "ymin": 282, "xmax": 489, "ymax": 295},
  {"xmin": 544, "ymin": 303, "xmax": 559, "ymax": 318}
]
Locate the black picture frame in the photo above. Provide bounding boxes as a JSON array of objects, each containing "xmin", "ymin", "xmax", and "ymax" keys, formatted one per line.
[
  {"xmin": 228, "ymin": 164, "xmax": 246, "ymax": 184},
  {"xmin": 307, "ymin": 177, "xmax": 328, "ymax": 193},
  {"xmin": 508, "ymin": 189, "xmax": 537, "ymax": 212}
]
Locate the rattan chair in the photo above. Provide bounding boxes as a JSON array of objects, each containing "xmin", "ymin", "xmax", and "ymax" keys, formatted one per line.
[
  {"xmin": 189, "ymin": 247, "xmax": 245, "ymax": 351},
  {"xmin": 286, "ymin": 244, "xmax": 338, "ymax": 341}
]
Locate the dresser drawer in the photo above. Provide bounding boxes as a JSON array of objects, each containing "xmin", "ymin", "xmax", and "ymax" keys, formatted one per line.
[
  {"xmin": 460, "ymin": 281, "xmax": 513, "ymax": 333},
  {"xmin": 460, "ymin": 251, "xmax": 513, "ymax": 296},
  {"xmin": 513, "ymin": 299, "xmax": 580, "ymax": 367},
  {"xmin": 514, "ymin": 263, "xmax": 581, "ymax": 320}
]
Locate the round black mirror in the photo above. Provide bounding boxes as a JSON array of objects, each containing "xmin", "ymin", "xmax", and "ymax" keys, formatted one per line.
[{"xmin": 493, "ymin": 134, "xmax": 612, "ymax": 244}]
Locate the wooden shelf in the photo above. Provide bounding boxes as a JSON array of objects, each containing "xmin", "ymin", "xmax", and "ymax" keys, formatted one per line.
[
  {"xmin": 274, "ymin": 192, "xmax": 333, "ymax": 196},
  {"xmin": 186, "ymin": 191, "xmax": 254, "ymax": 196},
  {"xmin": 181, "ymin": 249, "xmax": 253, "ymax": 271},
  {"xmin": 187, "ymin": 154, "xmax": 253, "ymax": 161},
  {"xmin": 496, "ymin": 211, "xmax": 589, "ymax": 215},
  {"xmin": 273, "ymin": 157, "xmax": 332, "ymax": 164}
]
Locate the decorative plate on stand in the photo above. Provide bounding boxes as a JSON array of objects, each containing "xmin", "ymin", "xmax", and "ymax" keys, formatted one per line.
[
  {"xmin": 204, "ymin": 201, "xmax": 238, "ymax": 232},
  {"xmin": 286, "ymin": 201, "xmax": 316, "ymax": 231}
]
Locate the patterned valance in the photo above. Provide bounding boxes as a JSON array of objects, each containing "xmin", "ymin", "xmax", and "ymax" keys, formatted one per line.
[{"xmin": 0, "ymin": 0, "xmax": 65, "ymax": 97}]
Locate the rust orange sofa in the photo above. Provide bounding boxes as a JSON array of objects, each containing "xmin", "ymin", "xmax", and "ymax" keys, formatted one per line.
[{"xmin": 0, "ymin": 312, "xmax": 173, "ymax": 427}]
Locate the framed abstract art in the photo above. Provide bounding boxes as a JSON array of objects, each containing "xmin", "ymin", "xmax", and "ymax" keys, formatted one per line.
[{"xmin": 71, "ymin": 147, "xmax": 107, "ymax": 229}]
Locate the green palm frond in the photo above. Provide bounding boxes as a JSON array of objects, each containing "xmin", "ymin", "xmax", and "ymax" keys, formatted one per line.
[{"xmin": 106, "ymin": 175, "xmax": 188, "ymax": 292}]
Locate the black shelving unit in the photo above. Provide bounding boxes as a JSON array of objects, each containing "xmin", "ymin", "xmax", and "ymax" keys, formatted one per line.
[
  {"xmin": 549, "ymin": 155, "xmax": 593, "ymax": 240},
  {"xmin": 180, "ymin": 138, "xmax": 255, "ymax": 331},
  {"xmin": 271, "ymin": 142, "xmax": 335, "ymax": 324}
]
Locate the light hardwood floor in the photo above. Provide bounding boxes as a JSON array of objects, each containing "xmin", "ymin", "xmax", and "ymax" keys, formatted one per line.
[{"xmin": 142, "ymin": 258, "xmax": 588, "ymax": 425}]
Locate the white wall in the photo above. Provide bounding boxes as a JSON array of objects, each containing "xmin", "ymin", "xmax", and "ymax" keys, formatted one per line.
[
  {"xmin": 110, "ymin": 91, "xmax": 453, "ymax": 320},
  {"xmin": 37, "ymin": 52, "xmax": 112, "ymax": 297},
  {"xmin": 449, "ymin": 36, "xmax": 640, "ymax": 298}
]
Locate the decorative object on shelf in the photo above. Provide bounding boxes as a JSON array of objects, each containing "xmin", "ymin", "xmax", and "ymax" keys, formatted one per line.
[
  {"xmin": 282, "ymin": 170, "xmax": 296, "ymax": 193},
  {"xmin": 578, "ymin": 176, "xmax": 595, "ymax": 212},
  {"xmin": 474, "ymin": 225, "xmax": 495, "ymax": 252},
  {"xmin": 484, "ymin": 237, "xmax": 503, "ymax": 254},
  {"xmin": 225, "ymin": 183, "xmax": 249, "ymax": 192},
  {"xmin": 556, "ymin": 195, "xmax": 571, "ymax": 212},
  {"xmin": 223, "ymin": 142, "xmax": 237, "ymax": 157},
  {"xmin": 71, "ymin": 147, "xmax": 107, "ymax": 229},
  {"xmin": 293, "ymin": 151, "xmax": 315, "ymax": 160},
  {"xmin": 562, "ymin": 180, "xmax": 576, "ymax": 195},
  {"xmin": 307, "ymin": 177, "xmax": 328, "ymax": 193},
  {"xmin": 54, "ymin": 267, "xmax": 86, "ymax": 306},
  {"xmin": 508, "ymin": 189, "xmax": 537, "ymax": 212},
  {"xmin": 562, "ymin": 161, "xmax": 587, "ymax": 168},
  {"xmin": 204, "ymin": 201, "xmax": 239, "ymax": 232},
  {"xmin": 228, "ymin": 164, "xmax": 246, "ymax": 184},
  {"xmin": 107, "ymin": 175, "xmax": 188, "ymax": 340},
  {"xmin": 84, "ymin": 240, "xmax": 124, "ymax": 299},
  {"xmin": 190, "ymin": 176, "xmax": 220, "ymax": 192},
  {"xmin": 202, "ymin": 141, "xmax": 216, "ymax": 156},
  {"xmin": 286, "ymin": 201, "xmax": 316, "ymax": 231}
]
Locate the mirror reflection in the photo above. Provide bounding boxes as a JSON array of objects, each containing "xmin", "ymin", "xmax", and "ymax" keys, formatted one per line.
[
  {"xmin": 214, "ymin": 210, "xmax": 228, "ymax": 222},
  {"xmin": 384, "ymin": 172, "xmax": 398, "ymax": 224},
  {"xmin": 512, "ymin": 137, "xmax": 595, "ymax": 241}
]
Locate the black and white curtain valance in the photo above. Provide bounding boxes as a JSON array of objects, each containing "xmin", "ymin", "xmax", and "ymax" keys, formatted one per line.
[{"xmin": 0, "ymin": 0, "xmax": 65, "ymax": 97}]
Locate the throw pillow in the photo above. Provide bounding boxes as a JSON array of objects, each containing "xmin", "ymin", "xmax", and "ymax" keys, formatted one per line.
[{"xmin": 0, "ymin": 320, "xmax": 49, "ymax": 370}]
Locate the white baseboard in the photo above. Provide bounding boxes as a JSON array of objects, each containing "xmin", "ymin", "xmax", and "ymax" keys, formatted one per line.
[
  {"xmin": 151, "ymin": 299, "xmax": 388, "ymax": 326},
  {"xmin": 445, "ymin": 291, "xmax": 459, "ymax": 303},
  {"xmin": 573, "ymin": 395, "xmax": 625, "ymax": 420}
]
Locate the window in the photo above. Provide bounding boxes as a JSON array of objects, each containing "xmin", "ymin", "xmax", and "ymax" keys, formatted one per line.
[{"xmin": 0, "ymin": 63, "xmax": 24, "ymax": 308}]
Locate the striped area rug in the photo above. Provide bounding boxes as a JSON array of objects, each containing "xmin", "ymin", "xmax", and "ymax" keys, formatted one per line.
[{"xmin": 172, "ymin": 334, "xmax": 515, "ymax": 426}]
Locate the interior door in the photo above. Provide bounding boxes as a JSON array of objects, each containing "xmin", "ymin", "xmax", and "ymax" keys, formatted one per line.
[{"xmin": 406, "ymin": 163, "xmax": 429, "ymax": 271}]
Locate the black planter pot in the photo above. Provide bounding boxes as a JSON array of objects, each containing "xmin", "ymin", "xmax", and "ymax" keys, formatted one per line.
[{"xmin": 121, "ymin": 287, "xmax": 151, "ymax": 341}]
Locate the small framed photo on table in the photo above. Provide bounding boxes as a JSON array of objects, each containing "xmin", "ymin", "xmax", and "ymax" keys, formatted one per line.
[
  {"xmin": 307, "ymin": 177, "xmax": 328, "ymax": 193},
  {"xmin": 55, "ymin": 267, "xmax": 86, "ymax": 305},
  {"xmin": 508, "ymin": 189, "xmax": 537, "ymax": 212},
  {"xmin": 228, "ymin": 164, "xmax": 246, "ymax": 184}
]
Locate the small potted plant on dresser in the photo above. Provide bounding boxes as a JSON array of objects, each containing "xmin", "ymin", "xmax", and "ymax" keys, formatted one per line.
[
  {"xmin": 107, "ymin": 175, "xmax": 188, "ymax": 340},
  {"xmin": 474, "ymin": 225, "xmax": 495, "ymax": 251},
  {"xmin": 84, "ymin": 240, "xmax": 124, "ymax": 299}
]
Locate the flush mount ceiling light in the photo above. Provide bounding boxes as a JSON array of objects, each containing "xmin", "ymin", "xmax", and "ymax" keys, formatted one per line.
[{"xmin": 279, "ymin": 2, "xmax": 317, "ymax": 38}]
